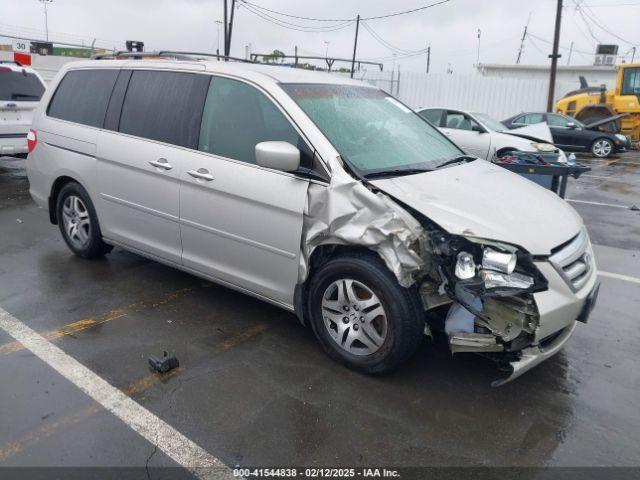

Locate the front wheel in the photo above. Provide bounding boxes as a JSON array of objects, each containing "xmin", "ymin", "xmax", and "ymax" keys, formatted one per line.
[
  {"xmin": 591, "ymin": 138, "xmax": 614, "ymax": 158},
  {"xmin": 306, "ymin": 252, "xmax": 425, "ymax": 374}
]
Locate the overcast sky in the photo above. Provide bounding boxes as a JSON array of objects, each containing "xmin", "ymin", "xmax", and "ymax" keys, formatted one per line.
[{"xmin": 0, "ymin": 0, "xmax": 638, "ymax": 73}]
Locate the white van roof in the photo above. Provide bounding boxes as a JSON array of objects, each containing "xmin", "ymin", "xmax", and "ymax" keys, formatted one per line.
[{"xmin": 63, "ymin": 57, "xmax": 373, "ymax": 87}]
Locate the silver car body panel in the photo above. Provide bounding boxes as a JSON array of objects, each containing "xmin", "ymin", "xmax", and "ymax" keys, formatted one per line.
[{"xmin": 369, "ymin": 159, "xmax": 583, "ymax": 256}]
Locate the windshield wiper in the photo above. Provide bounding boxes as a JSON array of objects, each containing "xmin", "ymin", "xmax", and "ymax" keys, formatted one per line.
[
  {"xmin": 364, "ymin": 168, "xmax": 432, "ymax": 179},
  {"xmin": 435, "ymin": 155, "xmax": 477, "ymax": 169}
]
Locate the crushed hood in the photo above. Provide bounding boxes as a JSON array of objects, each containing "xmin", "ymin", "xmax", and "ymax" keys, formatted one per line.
[
  {"xmin": 502, "ymin": 123, "xmax": 553, "ymax": 143},
  {"xmin": 370, "ymin": 160, "xmax": 583, "ymax": 255}
]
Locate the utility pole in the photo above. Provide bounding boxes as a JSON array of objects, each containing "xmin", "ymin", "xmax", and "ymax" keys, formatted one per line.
[
  {"xmin": 223, "ymin": 0, "xmax": 228, "ymax": 59},
  {"xmin": 547, "ymin": 0, "xmax": 563, "ymax": 112},
  {"xmin": 632, "ymin": 46, "xmax": 637, "ymax": 63},
  {"xmin": 295, "ymin": 45, "xmax": 298, "ymax": 67},
  {"xmin": 516, "ymin": 13, "xmax": 531, "ymax": 64},
  {"xmin": 39, "ymin": 0, "xmax": 53, "ymax": 42},
  {"xmin": 567, "ymin": 41, "xmax": 574, "ymax": 65},
  {"xmin": 214, "ymin": 20, "xmax": 222, "ymax": 57},
  {"xmin": 426, "ymin": 44, "xmax": 431, "ymax": 73},
  {"xmin": 476, "ymin": 29, "xmax": 481, "ymax": 66},
  {"xmin": 226, "ymin": 0, "xmax": 236, "ymax": 58},
  {"xmin": 350, "ymin": 15, "xmax": 360, "ymax": 78}
]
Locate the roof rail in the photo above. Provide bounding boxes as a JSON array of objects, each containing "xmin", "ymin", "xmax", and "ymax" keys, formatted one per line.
[
  {"xmin": 90, "ymin": 51, "xmax": 193, "ymax": 60},
  {"xmin": 91, "ymin": 50, "xmax": 255, "ymax": 64},
  {"xmin": 158, "ymin": 51, "xmax": 256, "ymax": 63}
]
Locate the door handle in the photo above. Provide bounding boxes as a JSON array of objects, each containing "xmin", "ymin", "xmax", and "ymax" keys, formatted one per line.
[
  {"xmin": 187, "ymin": 168, "xmax": 214, "ymax": 181},
  {"xmin": 149, "ymin": 158, "xmax": 172, "ymax": 170}
]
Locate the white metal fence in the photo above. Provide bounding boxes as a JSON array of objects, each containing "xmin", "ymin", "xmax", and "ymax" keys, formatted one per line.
[{"xmin": 343, "ymin": 69, "xmax": 587, "ymax": 120}]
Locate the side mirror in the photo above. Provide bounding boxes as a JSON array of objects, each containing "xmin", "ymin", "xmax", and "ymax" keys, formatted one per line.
[
  {"xmin": 255, "ymin": 141, "xmax": 300, "ymax": 172},
  {"xmin": 471, "ymin": 125, "xmax": 485, "ymax": 133},
  {"xmin": 567, "ymin": 122, "xmax": 577, "ymax": 129}
]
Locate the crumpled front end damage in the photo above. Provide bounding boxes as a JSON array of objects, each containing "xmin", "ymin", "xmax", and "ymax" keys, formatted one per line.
[
  {"xmin": 297, "ymin": 158, "xmax": 558, "ymax": 386},
  {"xmin": 298, "ymin": 158, "xmax": 427, "ymax": 288}
]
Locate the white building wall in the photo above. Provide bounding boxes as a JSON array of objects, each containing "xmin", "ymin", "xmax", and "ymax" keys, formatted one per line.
[{"xmin": 341, "ymin": 69, "xmax": 588, "ymax": 120}]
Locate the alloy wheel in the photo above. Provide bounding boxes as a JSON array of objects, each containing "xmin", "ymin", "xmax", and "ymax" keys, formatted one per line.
[
  {"xmin": 321, "ymin": 279, "xmax": 388, "ymax": 356},
  {"xmin": 61, "ymin": 195, "xmax": 91, "ymax": 248},
  {"xmin": 592, "ymin": 139, "xmax": 612, "ymax": 157}
]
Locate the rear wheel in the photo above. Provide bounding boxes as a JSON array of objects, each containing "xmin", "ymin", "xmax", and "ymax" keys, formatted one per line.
[
  {"xmin": 591, "ymin": 138, "xmax": 613, "ymax": 158},
  {"xmin": 307, "ymin": 252, "xmax": 424, "ymax": 374},
  {"xmin": 56, "ymin": 182, "xmax": 112, "ymax": 258}
]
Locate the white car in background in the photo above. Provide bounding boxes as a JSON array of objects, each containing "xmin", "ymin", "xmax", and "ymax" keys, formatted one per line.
[
  {"xmin": 0, "ymin": 61, "xmax": 46, "ymax": 158},
  {"xmin": 416, "ymin": 107, "xmax": 565, "ymax": 162}
]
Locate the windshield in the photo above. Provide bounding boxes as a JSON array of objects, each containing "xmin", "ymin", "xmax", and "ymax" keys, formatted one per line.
[
  {"xmin": 0, "ymin": 69, "xmax": 45, "ymax": 101},
  {"xmin": 472, "ymin": 112, "xmax": 507, "ymax": 132},
  {"xmin": 281, "ymin": 84, "xmax": 462, "ymax": 175}
]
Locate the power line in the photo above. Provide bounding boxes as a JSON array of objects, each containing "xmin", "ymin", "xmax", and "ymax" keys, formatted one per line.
[
  {"xmin": 237, "ymin": 0, "xmax": 351, "ymax": 22},
  {"xmin": 361, "ymin": 0, "xmax": 451, "ymax": 20},
  {"xmin": 238, "ymin": 3, "xmax": 354, "ymax": 32},
  {"xmin": 573, "ymin": 0, "xmax": 639, "ymax": 45},
  {"xmin": 360, "ymin": 21, "xmax": 428, "ymax": 55},
  {"xmin": 236, "ymin": 0, "xmax": 451, "ymax": 23}
]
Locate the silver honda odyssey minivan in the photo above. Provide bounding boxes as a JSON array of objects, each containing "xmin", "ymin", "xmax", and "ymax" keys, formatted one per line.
[{"xmin": 26, "ymin": 54, "xmax": 599, "ymax": 385}]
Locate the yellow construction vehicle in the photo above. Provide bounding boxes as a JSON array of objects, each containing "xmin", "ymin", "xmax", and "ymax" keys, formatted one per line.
[{"xmin": 556, "ymin": 63, "xmax": 640, "ymax": 144}]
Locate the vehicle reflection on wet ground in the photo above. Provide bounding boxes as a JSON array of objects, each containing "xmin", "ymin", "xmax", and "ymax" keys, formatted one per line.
[{"xmin": 0, "ymin": 151, "xmax": 638, "ymax": 471}]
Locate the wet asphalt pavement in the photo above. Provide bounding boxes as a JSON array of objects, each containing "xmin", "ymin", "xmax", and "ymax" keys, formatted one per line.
[{"xmin": 0, "ymin": 152, "xmax": 638, "ymax": 477}]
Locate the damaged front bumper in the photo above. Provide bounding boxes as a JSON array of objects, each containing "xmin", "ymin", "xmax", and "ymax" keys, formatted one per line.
[
  {"xmin": 491, "ymin": 321, "xmax": 577, "ymax": 387},
  {"xmin": 426, "ymin": 228, "xmax": 599, "ymax": 386}
]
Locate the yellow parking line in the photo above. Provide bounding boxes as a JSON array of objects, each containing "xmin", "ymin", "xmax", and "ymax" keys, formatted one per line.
[
  {"xmin": 221, "ymin": 323, "xmax": 267, "ymax": 350},
  {"xmin": 0, "ymin": 286, "xmax": 202, "ymax": 356},
  {"xmin": 592, "ymin": 158, "xmax": 620, "ymax": 169}
]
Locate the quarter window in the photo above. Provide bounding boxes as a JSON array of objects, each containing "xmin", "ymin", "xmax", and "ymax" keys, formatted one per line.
[
  {"xmin": 198, "ymin": 76, "xmax": 311, "ymax": 167},
  {"xmin": 47, "ymin": 69, "xmax": 119, "ymax": 128},
  {"xmin": 118, "ymin": 70, "xmax": 210, "ymax": 148}
]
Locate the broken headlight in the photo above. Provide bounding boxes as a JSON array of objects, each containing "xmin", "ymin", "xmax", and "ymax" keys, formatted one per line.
[
  {"xmin": 482, "ymin": 248, "xmax": 516, "ymax": 274},
  {"xmin": 531, "ymin": 142, "xmax": 557, "ymax": 152},
  {"xmin": 430, "ymin": 232, "xmax": 546, "ymax": 295},
  {"xmin": 479, "ymin": 269, "xmax": 534, "ymax": 289}
]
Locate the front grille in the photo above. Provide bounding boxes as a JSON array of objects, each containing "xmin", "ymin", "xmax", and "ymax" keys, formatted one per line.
[{"xmin": 549, "ymin": 228, "xmax": 594, "ymax": 292}]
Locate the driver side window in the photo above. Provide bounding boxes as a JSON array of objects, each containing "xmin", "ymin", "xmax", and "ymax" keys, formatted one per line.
[
  {"xmin": 198, "ymin": 76, "xmax": 313, "ymax": 168},
  {"xmin": 445, "ymin": 111, "xmax": 479, "ymax": 131}
]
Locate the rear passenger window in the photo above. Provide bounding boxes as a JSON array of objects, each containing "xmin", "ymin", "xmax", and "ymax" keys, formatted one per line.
[
  {"xmin": 198, "ymin": 76, "xmax": 311, "ymax": 167},
  {"xmin": 47, "ymin": 69, "xmax": 118, "ymax": 128},
  {"xmin": 118, "ymin": 70, "xmax": 210, "ymax": 148}
]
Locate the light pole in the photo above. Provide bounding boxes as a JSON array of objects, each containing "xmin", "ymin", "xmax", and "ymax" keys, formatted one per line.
[
  {"xmin": 214, "ymin": 20, "xmax": 222, "ymax": 55},
  {"xmin": 39, "ymin": 0, "xmax": 53, "ymax": 42},
  {"xmin": 476, "ymin": 28, "xmax": 481, "ymax": 66},
  {"xmin": 324, "ymin": 40, "xmax": 330, "ymax": 59}
]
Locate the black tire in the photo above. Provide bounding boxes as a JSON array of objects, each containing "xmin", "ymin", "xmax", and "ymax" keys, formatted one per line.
[
  {"xmin": 590, "ymin": 138, "xmax": 614, "ymax": 158},
  {"xmin": 56, "ymin": 182, "xmax": 112, "ymax": 259},
  {"xmin": 306, "ymin": 251, "xmax": 424, "ymax": 374}
]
